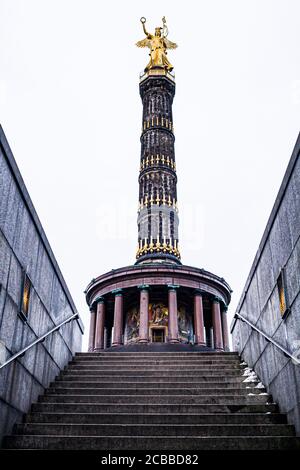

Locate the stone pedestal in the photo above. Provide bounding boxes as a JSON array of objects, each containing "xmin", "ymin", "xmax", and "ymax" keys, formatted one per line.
[
  {"xmin": 212, "ymin": 298, "xmax": 224, "ymax": 351},
  {"xmin": 194, "ymin": 291, "xmax": 206, "ymax": 346},
  {"xmin": 94, "ymin": 299, "xmax": 105, "ymax": 351},
  {"xmin": 168, "ymin": 285, "xmax": 179, "ymax": 343},
  {"xmin": 138, "ymin": 285, "xmax": 149, "ymax": 343},
  {"xmin": 112, "ymin": 290, "xmax": 123, "ymax": 346}
]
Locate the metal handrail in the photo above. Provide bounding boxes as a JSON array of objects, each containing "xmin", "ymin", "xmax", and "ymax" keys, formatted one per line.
[
  {"xmin": 233, "ymin": 311, "xmax": 300, "ymax": 365},
  {"xmin": 0, "ymin": 313, "xmax": 79, "ymax": 370}
]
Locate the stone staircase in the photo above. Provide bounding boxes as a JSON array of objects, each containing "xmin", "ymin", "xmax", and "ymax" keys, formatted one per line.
[{"xmin": 3, "ymin": 352, "xmax": 300, "ymax": 450}]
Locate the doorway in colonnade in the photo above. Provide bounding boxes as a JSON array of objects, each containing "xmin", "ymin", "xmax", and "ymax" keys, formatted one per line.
[{"xmin": 151, "ymin": 327, "xmax": 166, "ymax": 343}]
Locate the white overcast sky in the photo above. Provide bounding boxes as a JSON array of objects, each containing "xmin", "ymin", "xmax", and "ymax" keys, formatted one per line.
[{"xmin": 1, "ymin": 0, "xmax": 300, "ymax": 350}]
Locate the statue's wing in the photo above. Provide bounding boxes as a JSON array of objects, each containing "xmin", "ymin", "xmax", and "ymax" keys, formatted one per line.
[
  {"xmin": 136, "ymin": 38, "xmax": 151, "ymax": 48},
  {"xmin": 164, "ymin": 38, "xmax": 178, "ymax": 49}
]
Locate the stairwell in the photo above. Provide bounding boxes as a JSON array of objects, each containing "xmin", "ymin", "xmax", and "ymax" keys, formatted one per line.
[{"xmin": 3, "ymin": 352, "xmax": 300, "ymax": 450}]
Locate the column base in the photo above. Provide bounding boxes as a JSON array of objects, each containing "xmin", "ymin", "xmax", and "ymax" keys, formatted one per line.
[
  {"xmin": 195, "ymin": 341, "xmax": 207, "ymax": 347},
  {"xmin": 111, "ymin": 343, "xmax": 123, "ymax": 347},
  {"xmin": 168, "ymin": 339, "xmax": 180, "ymax": 344},
  {"xmin": 93, "ymin": 347, "xmax": 103, "ymax": 352},
  {"xmin": 138, "ymin": 339, "xmax": 149, "ymax": 343}
]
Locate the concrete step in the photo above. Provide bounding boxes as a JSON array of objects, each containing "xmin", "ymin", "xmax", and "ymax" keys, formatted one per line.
[
  {"xmin": 31, "ymin": 403, "xmax": 277, "ymax": 414},
  {"xmin": 66, "ymin": 364, "xmax": 243, "ymax": 370},
  {"xmin": 75, "ymin": 352, "xmax": 240, "ymax": 357},
  {"xmin": 69, "ymin": 358, "xmax": 246, "ymax": 367},
  {"xmin": 57, "ymin": 374, "xmax": 249, "ymax": 383},
  {"xmin": 61, "ymin": 369, "xmax": 243, "ymax": 376},
  {"xmin": 38, "ymin": 394, "xmax": 271, "ymax": 405},
  {"xmin": 64, "ymin": 363, "xmax": 245, "ymax": 373},
  {"xmin": 69, "ymin": 362, "xmax": 244, "ymax": 370},
  {"xmin": 4, "ymin": 435, "xmax": 300, "ymax": 450},
  {"xmin": 51, "ymin": 380, "xmax": 261, "ymax": 389},
  {"xmin": 5, "ymin": 349, "xmax": 298, "ymax": 451},
  {"xmin": 24, "ymin": 412, "xmax": 287, "ymax": 425},
  {"xmin": 71, "ymin": 358, "xmax": 243, "ymax": 364},
  {"xmin": 14, "ymin": 423, "xmax": 295, "ymax": 437},
  {"xmin": 45, "ymin": 387, "xmax": 266, "ymax": 396}
]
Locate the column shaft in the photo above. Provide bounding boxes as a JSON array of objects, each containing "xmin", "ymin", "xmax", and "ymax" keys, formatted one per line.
[
  {"xmin": 139, "ymin": 288, "xmax": 149, "ymax": 343},
  {"xmin": 194, "ymin": 293, "xmax": 206, "ymax": 346},
  {"xmin": 168, "ymin": 288, "xmax": 179, "ymax": 343},
  {"xmin": 212, "ymin": 299, "xmax": 224, "ymax": 351},
  {"xmin": 221, "ymin": 309, "xmax": 230, "ymax": 351},
  {"xmin": 87, "ymin": 307, "xmax": 96, "ymax": 352},
  {"xmin": 209, "ymin": 327, "xmax": 214, "ymax": 349},
  {"xmin": 94, "ymin": 301, "xmax": 105, "ymax": 351},
  {"xmin": 112, "ymin": 293, "xmax": 123, "ymax": 346}
]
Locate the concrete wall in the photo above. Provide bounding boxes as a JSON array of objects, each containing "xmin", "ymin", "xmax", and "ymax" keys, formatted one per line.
[
  {"xmin": 231, "ymin": 132, "xmax": 300, "ymax": 434},
  {"xmin": 0, "ymin": 126, "xmax": 84, "ymax": 443}
]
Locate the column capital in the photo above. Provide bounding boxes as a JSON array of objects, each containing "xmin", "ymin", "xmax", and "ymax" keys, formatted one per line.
[
  {"xmin": 89, "ymin": 304, "xmax": 96, "ymax": 313},
  {"xmin": 95, "ymin": 296, "xmax": 105, "ymax": 304},
  {"xmin": 212, "ymin": 295, "xmax": 222, "ymax": 304},
  {"xmin": 222, "ymin": 304, "xmax": 228, "ymax": 312},
  {"xmin": 112, "ymin": 288, "xmax": 123, "ymax": 297},
  {"xmin": 167, "ymin": 284, "xmax": 180, "ymax": 291},
  {"xmin": 194, "ymin": 289, "xmax": 205, "ymax": 296},
  {"xmin": 138, "ymin": 284, "xmax": 150, "ymax": 291}
]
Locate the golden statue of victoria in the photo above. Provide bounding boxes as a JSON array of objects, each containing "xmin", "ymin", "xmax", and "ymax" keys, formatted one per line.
[{"xmin": 136, "ymin": 17, "xmax": 177, "ymax": 72}]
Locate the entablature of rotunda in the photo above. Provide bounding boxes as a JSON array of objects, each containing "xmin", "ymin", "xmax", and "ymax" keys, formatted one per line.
[{"xmin": 85, "ymin": 264, "xmax": 232, "ymax": 308}]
